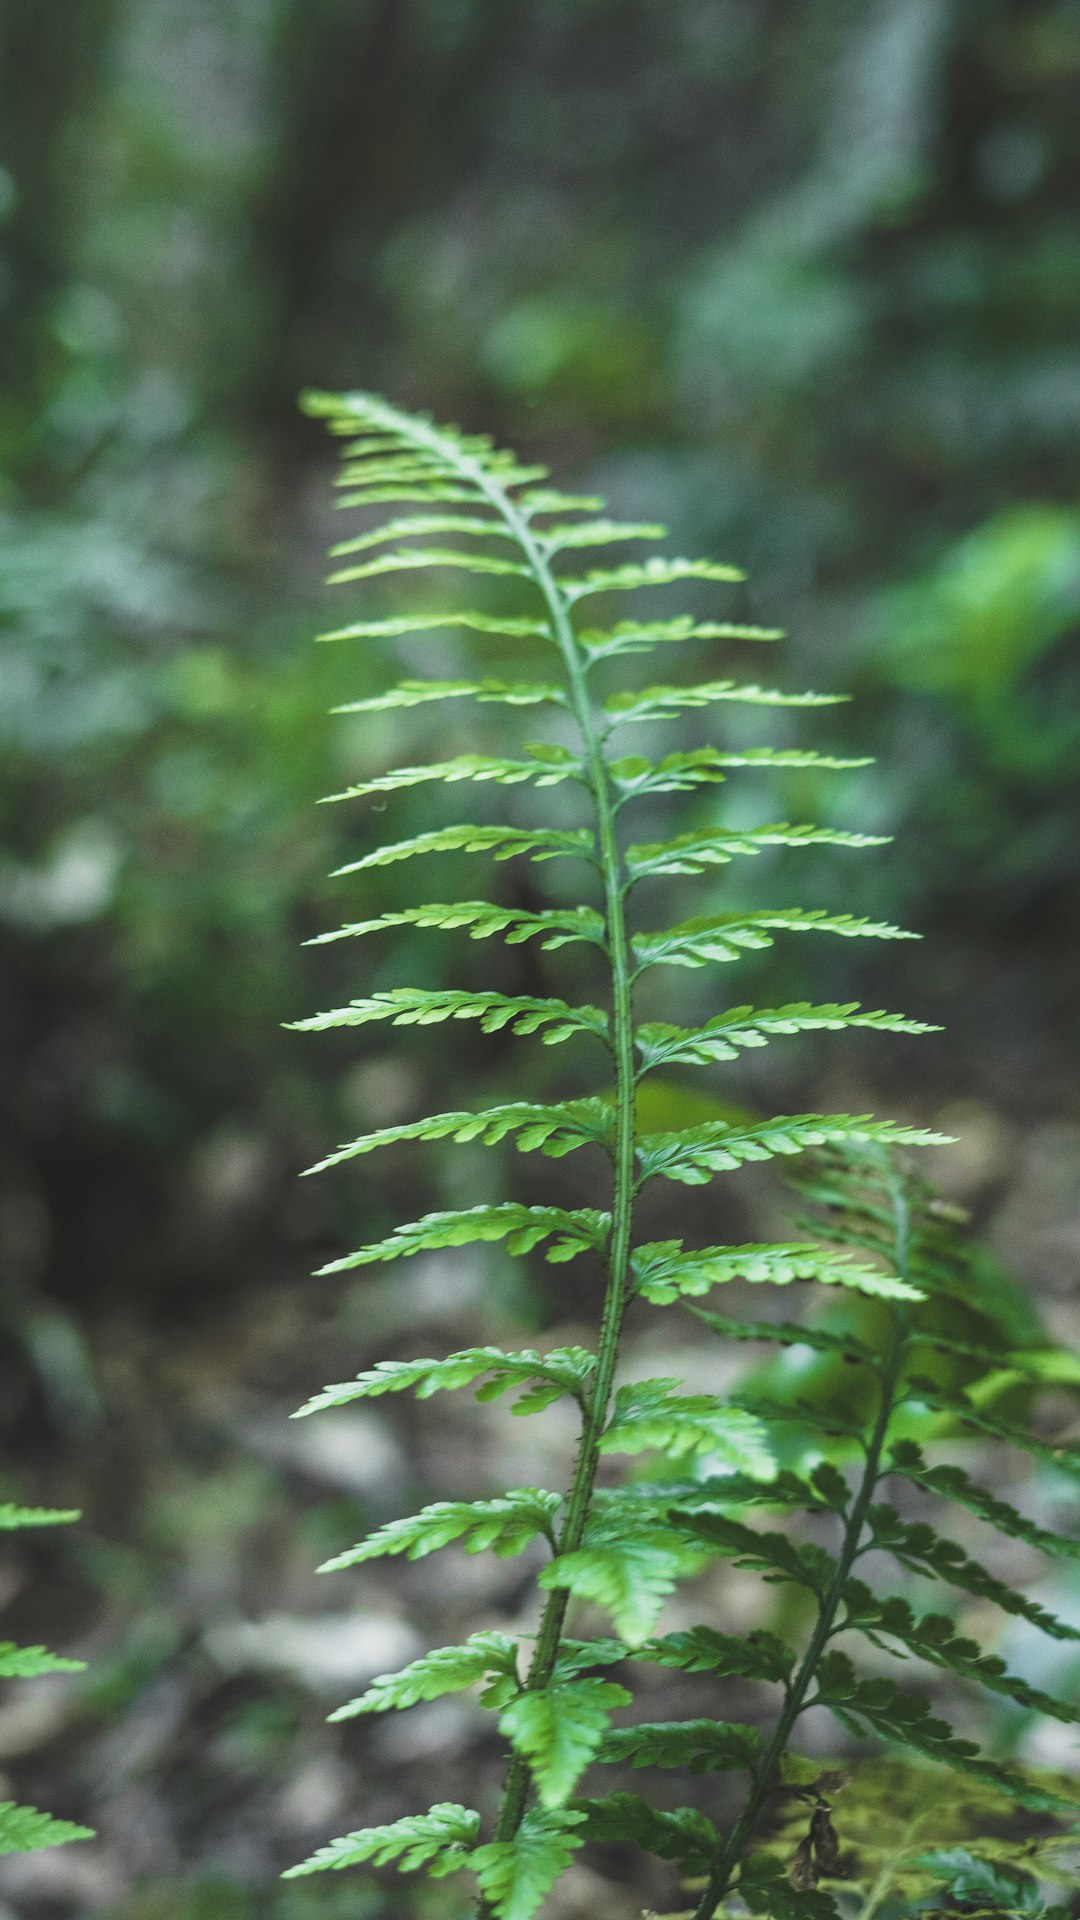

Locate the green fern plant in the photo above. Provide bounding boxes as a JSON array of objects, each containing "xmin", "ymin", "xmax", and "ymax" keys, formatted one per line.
[
  {"xmin": 660, "ymin": 1145, "xmax": 1080, "ymax": 1917},
  {"xmin": 0, "ymin": 1501, "xmax": 93, "ymax": 1859},
  {"xmin": 283, "ymin": 392, "xmax": 1076, "ymax": 1919}
]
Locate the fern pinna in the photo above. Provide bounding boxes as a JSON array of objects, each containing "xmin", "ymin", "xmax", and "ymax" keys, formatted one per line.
[
  {"xmin": 283, "ymin": 392, "xmax": 1064, "ymax": 1918},
  {"xmin": 0, "ymin": 1502, "xmax": 92, "ymax": 1861}
]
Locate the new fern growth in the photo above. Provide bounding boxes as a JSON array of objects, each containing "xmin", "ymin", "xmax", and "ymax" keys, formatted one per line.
[
  {"xmin": 284, "ymin": 393, "xmax": 1076, "ymax": 1918},
  {"xmin": 0, "ymin": 1502, "xmax": 93, "ymax": 1860}
]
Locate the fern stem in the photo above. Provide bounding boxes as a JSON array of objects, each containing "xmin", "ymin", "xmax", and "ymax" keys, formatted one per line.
[
  {"xmin": 690, "ymin": 1178, "xmax": 912, "ymax": 1919},
  {"xmin": 419, "ymin": 443, "xmax": 639, "ymax": 1861}
]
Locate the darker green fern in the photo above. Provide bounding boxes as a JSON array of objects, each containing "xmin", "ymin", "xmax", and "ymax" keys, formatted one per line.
[{"xmin": 670, "ymin": 1148, "xmax": 1080, "ymax": 1917}]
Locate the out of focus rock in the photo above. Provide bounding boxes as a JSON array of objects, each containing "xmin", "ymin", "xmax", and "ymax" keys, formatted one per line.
[
  {"xmin": 239, "ymin": 1403, "xmax": 405, "ymax": 1495},
  {"xmin": 989, "ymin": 1123, "xmax": 1080, "ymax": 1296},
  {"xmin": 205, "ymin": 1611, "xmax": 420, "ymax": 1694}
]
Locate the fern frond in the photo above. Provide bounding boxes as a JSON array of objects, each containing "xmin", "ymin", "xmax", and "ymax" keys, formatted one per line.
[
  {"xmin": 840, "ymin": 1581, "xmax": 1080, "ymax": 1720},
  {"xmin": 0, "ymin": 1642, "xmax": 85, "ymax": 1679},
  {"xmin": 283, "ymin": 1802, "xmax": 481, "ymax": 1879},
  {"xmin": 0, "ymin": 1504, "xmax": 79, "ymax": 1529},
  {"xmin": 689, "ymin": 1309, "xmax": 877, "ymax": 1367},
  {"xmin": 886, "ymin": 1439, "xmax": 1080, "ymax": 1564},
  {"xmin": 630, "ymin": 1239, "xmax": 914, "ymax": 1304},
  {"xmin": 561, "ymin": 558, "xmax": 744, "ymax": 602},
  {"xmin": 672, "ymin": 1462, "xmax": 850, "ymax": 1516},
  {"xmin": 904, "ymin": 1331, "xmax": 1080, "ymax": 1384},
  {"xmin": 635, "ymin": 1115, "xmax": 950, "ymax": 1188},
  {"xmin": 609, "ymin": 748, "xmax": 873, "ymax": 802},
  {"xmin": 900, "ymin": 1379, "xmax": 1080, "ymax": 1476},
  {"xmin": 538, "ymin": 1535, "xmax": 688, "ymax": 1646},
  {"xmin": 518, "ymin": 488, "xmax": 604, "ymax": 515},
  {"xmin": 863, "ymin": 1505, "xmax": 1080, "ymax": 1642},
  {"xmin": 297, "ymin": 388, "xmax": 956, "ymax": 1911},
  {"xmin": 598, "ymin": 1719, "xmax": 763, "ymax": 1774},
  {"xmin": 318, "ymin": 1489, "xmax": 563, "ymax": 1571},
  {"xmin": 312, "ymin": 1204, "xmax": 608, "ymax": 1275},
  {"xmin": 542, "ymin": 519, "xmax": 666, "ymax": 551},
  {"xmin": 319, "ymin": 612, "xmax": 550, "ymax": 642},
  {"xmin": 329, "ymin": 514, "xmax": 517, "ymax": 554},
  {"xmin": 738, "ymin": 1858, "xmax": 843, "ymax": 1920},
  {"xmin": 812, "ymin": 1653, "xmax": 1076, "ymax": 1814},
  {"xmin": 637, "ymin": 1628, "xmax": 795, "ymax": 1685},
  {"xmin": 573, "ymin": 1793, "xmax": 720, "ymax": 1874},
  {"xmin": 605, "ymin": 681, "xmax": 846, "ymax": 724},
  {"xmin": 334, "ymin": 678, "xmax": 565, "ymax": 713},
  {"xmin": 291, "ymin": 988, "xmax": 608, "ymax": 1047},
  {"xmin": 599, "ymin": 1379, "xmax": 774, "ymax": 1472},
  {"xmin": 468, "ymin": 1807, "xmax": 586, "ymax": 1920},
  {"xmin": 322, "ymin": 746, "xmax": 582, "ymax": 802},
  {"xmin": 499, "ymin": 1677, "xmax": 632, "ymax": 1806},
  {"xmin": 296, "ymin": 1344, "xmax": 597, "ymax": 1418},
  {"xmin": 329, "ymin": 1632, "xmax": 521, "ymax": 1721},
  {"xmin": 675, "ymin": 1512, "xmax": 837, "ymax": 1599},
  {"xmin": 306, "ymin": 900, "xmax": 606, "ymax": 952},
  {"xmin": 632, "ymin": 910, "xmax": 916, "ymax": 973},
  {"xmin": 635, "ymin": 1004, "xmax": 938, "ymax": 1071},
  {"xmin": 580, "ymin": 618, "xmax": 782, "ymax": 665},
  {"xmin": 626, "ymin": 827, "xmax": 890, "ymax": 881},
  {"xmin": 0, "ymin": 1804, "xmax": 95, "ymax": 1857},
  {"xmin": 0, "ymin": 1505, "xmax": 91, "ymax": 1862},
  {"xmin": 305, "ymin": 1098, "xmax": 613, "ymax": 1175},
  {"xmin": 331, "ymin": 823, "xmax": 596, "ymax": 874}
]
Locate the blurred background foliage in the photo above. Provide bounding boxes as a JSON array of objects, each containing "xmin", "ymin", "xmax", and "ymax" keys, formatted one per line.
[{"xmin": 1, "ymin": 2, "xmax": 1079, "ymax": 1915}]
